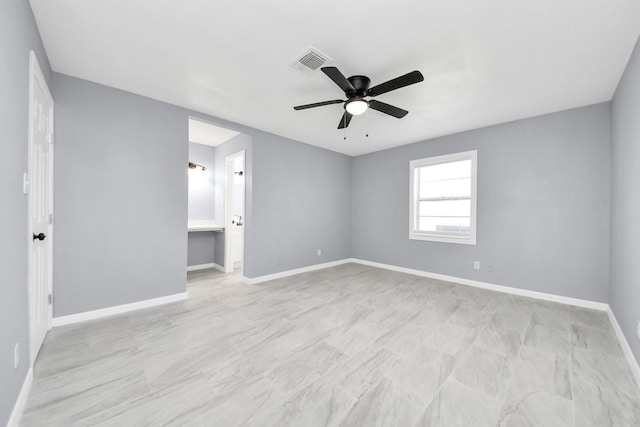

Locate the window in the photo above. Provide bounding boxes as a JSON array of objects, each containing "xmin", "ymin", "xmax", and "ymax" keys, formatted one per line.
[{"xmin": 409, "ymin": 150, "xmax": 477, "ymax": 244}]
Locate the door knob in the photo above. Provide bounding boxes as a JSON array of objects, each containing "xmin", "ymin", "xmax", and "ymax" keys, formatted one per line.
[{"xmin": 33, "ymin": 233, "xmax": 46, "ymax": 241}]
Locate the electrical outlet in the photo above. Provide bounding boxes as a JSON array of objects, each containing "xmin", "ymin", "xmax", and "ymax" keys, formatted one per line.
[
  {"xmin": 274, "ymin": 257, "xmax": 280, "ymax": 266},
  {"xmin": 473, "ymin": 261, "xmax": 480, "ymax": 270},
  {"xmin": 317, "ymin": 249, "xmax": 322, "ymax": 256},
  {"xmin": 14, "ymin": 343, "xmax": 19, "ymax": 369}
]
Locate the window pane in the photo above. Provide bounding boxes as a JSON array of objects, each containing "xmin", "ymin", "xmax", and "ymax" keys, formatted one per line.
[
  {"xmin": 419, "ymin": 199, "xmax": 470, "ymax": 217},
  {"xmin": 410, "ymin": 151, "xmax": 476, "ymax": 243},
  {"xmin": 419, "ymin": 160, "xmax": 471, "ymax": 182},
  {"xmin": 419, "ymin": 177, "xmax": 470, "ymax": 199},
  {"xmin": 418, "ymin": 216, "xmax": 471, "ymax": 234}
]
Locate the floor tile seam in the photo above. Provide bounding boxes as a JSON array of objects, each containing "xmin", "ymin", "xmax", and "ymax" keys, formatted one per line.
[
  {"xmin": 495, "ymin": 388, "xmax": 565, "ymax": 426},
  {"xmin": 450, "ymin": 376, "xmax": 504, "ymax": 410},
  {"xmin": 378, "ymin": 356, "xmax": 452, "ymax": 409},
  {"xmin": 22, "ymin": 372, "xmax": 138, "ymax": 419},
  {"xmin": 470, "ymin": 337, "xmax": 520, "ymax": 364},
  {"xmin": 80, "ymin": 381, "xmax": 156, "ymax": 426},
  {"xmin": 317, "ymin": 338, "xmax": 370, "ymax": 374},
  {"xmin": 521, "ymin": 335, "xmax": 571, "ymax": 360},
  {"xmin": 520, "ymin": 321, "xmax": 576, "ymax": 395},
  {"xmin": 570, "ymin": 340, "xmax": 577, "ymax": 427},
  {"xmin": 568, "ymin": 322, "xmax": 619, "ymax": 344},
  {"xmin": 26, "ymin": 377, "xmax": 90, "ymax": 405},
  {"xmin": 453, "ymin": 334, "xmax": 517, "ymax": 403},
  {"xmin": 483, "ymin": 318, "xmax": 527, "ymax": 338},
  {"xmin": 571, "ymin": 361, "xmax": 640, "ymax": 402},
  {"xmin": 495, "ymin": 314, "xmax": 537, "ymax": 422},
  {"xmin": 570, "ymin": 339, "xmax": 625, "ymax": 360},
  {"xmin": 423, "ymin": 319, "xmax": 494, "ymax": 413},
  {"xmin": 344, "ymin": 374, "xmax": 388, "ymax": 407},
  {"xmin": 266, "ymin": 346, "xmax": 347, "ymax": 387},
  {"xmin": 34, "ymin": 359, "xmax": 111, "ymax": 382},
  {"xmin": 375, "ymin": 372, "xmax": 434, "ymax": 412},
  {"xmin": 569, "ymin": 320, "xmax": 615, "ymax": 336},
  {"xmin": 378, "ymin": 341, "xmax": 417, "ymax": 361},
  {"xmin": 146, "ymin": 369, "xmax": 211, "ymax": 397},
  {"xmin": 39, "ymin": 342, "xmax": 91, "ymax": 357}
]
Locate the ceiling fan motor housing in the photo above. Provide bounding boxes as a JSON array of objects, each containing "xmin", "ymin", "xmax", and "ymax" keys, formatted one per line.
[{"xmin": 347, "ymin": 75, "xmax": 371, "ymax": 97}]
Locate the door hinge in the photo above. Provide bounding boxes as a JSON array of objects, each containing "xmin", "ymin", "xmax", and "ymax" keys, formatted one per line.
[
  {"xmin": 49, "ymin": 213, "xmax": 53, "ymax": 224},
  {"xmin": 23, "ymin": 173, "xmax": 30, "ymax": 195},
  {"xmin": 48, "ymin": 133, "xmax": 53, "ymax": 144},
  {"xmin": 48, "ymin": 294, "xmax": 52, "ymax": 305}
]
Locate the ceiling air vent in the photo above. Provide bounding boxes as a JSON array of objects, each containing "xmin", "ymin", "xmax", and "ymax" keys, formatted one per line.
[{"xmin": 291, "ymin": 47, "xmax": 332, "ymax": 71}]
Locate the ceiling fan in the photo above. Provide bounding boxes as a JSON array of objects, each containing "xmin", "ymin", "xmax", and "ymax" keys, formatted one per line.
[{"xmin": 294, "ymin": 66, "xmax": 424, "ymax": 129}]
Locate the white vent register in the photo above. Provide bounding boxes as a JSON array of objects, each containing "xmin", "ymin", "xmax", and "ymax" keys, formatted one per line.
[{"xmin": 291, "ymin": 47, "xmax": 332, "ymax": 71}]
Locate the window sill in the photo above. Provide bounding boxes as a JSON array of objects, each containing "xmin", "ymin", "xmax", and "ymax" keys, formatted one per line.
[{"xmin": 409, "ymin": 232, "xmax": 476, "ymax": 245}]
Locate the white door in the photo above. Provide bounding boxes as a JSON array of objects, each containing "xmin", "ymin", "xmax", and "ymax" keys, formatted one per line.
[
  {"xmin": 28, "ymin": 51, "xmax": 54, "ymax": 365},
  {"xmin": 225, "ymin": 151, "xmax": 245, "ymax": 273}
]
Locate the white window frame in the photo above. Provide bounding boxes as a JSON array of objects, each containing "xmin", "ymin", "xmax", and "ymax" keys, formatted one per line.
[{"xmin": 409, "ymin": 150, "xmax": 477, "ymax": 245}]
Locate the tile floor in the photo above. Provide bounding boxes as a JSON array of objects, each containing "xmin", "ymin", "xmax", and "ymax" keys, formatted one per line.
[{"xmin": 20, "ymin": 264, "xmax": 640, "ymax": 426}]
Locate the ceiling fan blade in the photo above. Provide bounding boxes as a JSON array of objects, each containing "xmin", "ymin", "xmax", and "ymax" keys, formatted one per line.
[
  {"xmin": 367, "ymin": 70, "xmax": 424, "ymax": 97},
  {"xmin": 322, "ymin": 67, "xmax": 356, "ymax": 94},
  {"xmin": 293, "ymin": 99, "xmax": 344, "ymax": 110},
  {"xmin": 368, "ymin": 100, "xmax": 409, "ymax": 118},
  {"xmin": 337, "ymin": 111, "xmax": 353, "ymax": 129}
]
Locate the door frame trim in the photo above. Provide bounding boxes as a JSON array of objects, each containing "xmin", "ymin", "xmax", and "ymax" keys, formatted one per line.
[
  {"xmin": 27, "ymin": 50, "xmax": 54, "ymax": 367},
  {"xmin": 224, "ymin": 150, "xmax": 245, "ymax": 274}
]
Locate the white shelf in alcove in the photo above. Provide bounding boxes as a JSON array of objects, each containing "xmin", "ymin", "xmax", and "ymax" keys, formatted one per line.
[{"xmin": 188, "ymin": 221, "xmax": 224, "ymax": 232}]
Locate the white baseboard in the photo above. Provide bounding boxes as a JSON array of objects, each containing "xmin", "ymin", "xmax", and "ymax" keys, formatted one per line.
[
  {"xmin": 243, "ymin": 257, "xmax": 608, "ymax": 310},
  {"xmin": 243, "ymin": 259, "xmax": 352, "ymax": 285},
  {"xmin": 187, "ymin": 262, "xmax": 225, "ymax": 272},
  {"xmin": 7, "ymin": 368, "xmax": 33, "ymax": 427},
  {"xmin": 52, "ymin": 292, "xmax": 188, "ymax": 327},
  {"xmin": 606, "ymin": 307, "xmax": 640, "ymax": 389},
  {"xmin": 348, "ymin": 258, "xmax": 609, "ymax": 311}
]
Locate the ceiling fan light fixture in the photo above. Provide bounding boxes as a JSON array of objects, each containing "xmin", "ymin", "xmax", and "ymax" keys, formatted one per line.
[{"xmin": 345, "ymin": 99, "xmax": 368, "ymax": 116}]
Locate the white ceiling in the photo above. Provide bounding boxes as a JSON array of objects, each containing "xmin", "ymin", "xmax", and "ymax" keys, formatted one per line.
[
  {"xmin": 30, "ymin": 0, "xmax": 640, "ymax": 156},
  {"xmin": 188, "ymin": 118, "xmax": 240, "ymax": 147}
]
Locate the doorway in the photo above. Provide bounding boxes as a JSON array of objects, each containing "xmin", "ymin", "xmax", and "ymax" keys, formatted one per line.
[
  {"xmin": 225, "ymin": 151, "xmax": 245, "ymax": 274},
  {"xmin": 27, "ymin": 51, "xmax": 54, "ymax": 366}
]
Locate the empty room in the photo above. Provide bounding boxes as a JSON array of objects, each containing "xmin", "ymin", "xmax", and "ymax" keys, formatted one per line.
[{"xmin": 3, "ymin": 0, "xmax": 640, "ymax": 426}]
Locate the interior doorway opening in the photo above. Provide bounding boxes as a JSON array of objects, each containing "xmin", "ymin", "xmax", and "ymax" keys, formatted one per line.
[{"xmin": 186, "ymin": 117, "xmax": 248, "ymax": 277}]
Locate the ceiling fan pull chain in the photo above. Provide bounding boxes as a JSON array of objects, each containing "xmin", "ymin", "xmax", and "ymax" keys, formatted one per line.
[
  {"xmin": 343, "ymin": 115, "xmax": 347, "ymax": 140},
  {"xmin": 365, "ymin": 106, "xmax": 369, "ymax": 138}
]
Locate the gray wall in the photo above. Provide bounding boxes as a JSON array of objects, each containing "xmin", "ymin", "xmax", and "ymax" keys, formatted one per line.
[
  {"xmin": 0, "ymin": 0, "xmax": 52, "ymax": 423},
  {"xmin": 611, "ymin": 35, "xmax": 640, "ymax": 362},
  {"xmin": 187, "ymin": 232, "xmax": 216, "ymax": 266},
  {"xmin": 52, "ymin": 74, "xmax": 189, "ymax": 316},
  {"xmin": 187, "ymin": 142, "xmax": 216, "ymax": 267},
  {"xmin": 352, "ymin": 103, "xmax": 611, "ymax": 303},
  {"xmin": 248, "ymin": 133, "xmax": 353, "ymax": 277},
  {"xmin": 50, "ymin": 71, "xmax": 353, "ymax": 309}
]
